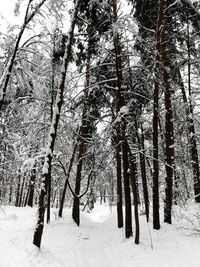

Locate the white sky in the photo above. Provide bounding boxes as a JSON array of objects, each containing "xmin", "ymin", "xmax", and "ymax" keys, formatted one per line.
[
  {"xmin": 0, "ymin": 0, "xmax": 23, "ymax": 32},
  {"xmin": 0, "ymin": 0, "xmax": 72, "ymax": 36}
]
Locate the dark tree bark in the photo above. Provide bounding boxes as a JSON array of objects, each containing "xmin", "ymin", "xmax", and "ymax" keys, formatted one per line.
[
  {"xmin": 46, "ymin": 32, "xmax": 58, "ymax": 223},
  {"xmin": 130, "ymin": 136, "xmax": 140, "ymax": 205},
  {"xmin": 135, "ymin": 121, "xmax": 149, "ymax": 222},
  {"xmin": 72, "ymin": 36, "xmax": 92, "ymax": 226},
  {"xmin": 15, "ymin": 171, "xmax": 21, "ymax": 207},
  {"xmin": 72, "ymin": 138, "xmax": 84, "ymax": 226},
  {"xmin": 127, "ymin": 142, "xmax": 140, "ymax": 244},
  {"xmin": 33, "ymin": 0, "xmax": 80, "ymax": 248},
  {"xmin": 186, "ymin": 20, "xmax": 200, "ymax": 202},
  {"xmin": 159, "ymin": 0, "xmax": 175, "ymax": 224},
  {"xmin": 46, "ymin": 169, "xmax": 51, "ymax": 223},
  {"xmin": 114, "ymin": 81, "xmax": 124, "ymax": 228},
  {"xmin": 112, "ymin": 0, "xmax": 132, "ymax": 237},
  {"xmin": 23, "ymin": 181, "xmax": 29, "ymax": 206},
  {"xmin": 112, "ymin": 0, "xmax": 124, "ymax": 230},
  {"xmin": 152, "ymin": 0, "xmax": 163, "ymax": 230},
  {"xmin": 9, "ymin": 182, "xmax": 13, "ymax": 204},
  {"xmin": 163, "ymin": 50, "xmax": 174, "ymax": 225},
  {"xmin": 28, "ymin": 164, "xmax": 36, "ymax": 207},
  {"xmin": 115, "ymin": 136, "xmax": 123, "ymax": 228},
  {"xmin": 121, "ymin": 126, "xmax": 133, "ymax": 238},
  {"xmin": 19, "ymin": 173, "xmax": 26, "ymax": 207},
  {"xmin": 58, "ymin": 142, "xmax": 77, "ymax": 217}
]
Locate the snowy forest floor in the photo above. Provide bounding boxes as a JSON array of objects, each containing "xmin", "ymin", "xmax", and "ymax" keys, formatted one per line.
[{"xmin": 0, "ymin": 202, "xmax": 200, "ymax": 267}]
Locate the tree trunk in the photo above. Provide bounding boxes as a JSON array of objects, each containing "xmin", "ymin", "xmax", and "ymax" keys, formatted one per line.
[
  {"xmin": 33, "ymin": 0, "xmax": 80, "ymax": 248},
  {"xmin": 135, "ymin": 121, "xmax": 149, "ymax": 222},
  {"xmin": 46, "ymin": 170, "xmax": 51, "ymax": 223},
  {"xmin": 72, "ymin": 139, "xmax": 84, "ymax": 226},
  {"xmin": 112, "ymin": 0, "xmax": 132, "ymax": 236},
  {"xmin": 15, "ymin": 171, "xmax": 21, "ymax": 207},
  {"xmin": 115, "ymin": 127, "xmax": 123, "ymax": 228},
  {"xmin": 131, "ymin": 156, "xmax": 140, "ymax": 206},
  {"xmin": 159, "ymin": 0, "xmax": 175, "ymax": 224},
  {"xmin": 46, "ymin": 35, "xmax": 57, "ymax": 223},
  {"xmin": 24, "ymin": 187, "xmax": 29, "ymax": 207},
  {"xmin": 28, "ymin": 164, "xmax": 36, "ymax": 207},
  {"xmin": 121, "ymin": 125, "xmax": 133, "ymax": 238},
  {"xmin": 9, "ymin": 182, "xmax": 13, "ymax": 204},
  {"xmin": 128, "ymin": 146, "xmax": 140, "ymax": 244},
  {"xmin": 19, "ymin": 173, "xmax": 26, "ymax": 207},
  {"xmin": 58, "ymin": 142, "xmax": 77, "ymax": 217},
  {"xmin": 186, "ymin": 20, "xmax": 200, "ymax": 202},
  {"xmin": 72, "ymin": 35, "xmax": 92, "ymax": 226},
  {"xmin": 152, "ymin": 0, "xmax": 163, "ymax": 230}
]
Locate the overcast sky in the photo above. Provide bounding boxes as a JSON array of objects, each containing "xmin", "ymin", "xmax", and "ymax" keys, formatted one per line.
[{"xmin": 0, "ymin": 0, "xmax": 23, "ymax": 32}]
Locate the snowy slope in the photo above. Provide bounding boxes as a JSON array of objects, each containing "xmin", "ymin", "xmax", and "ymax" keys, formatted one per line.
[{"xmin": 0, "ymin": 203, "xmax": 200, "ymax": 267}]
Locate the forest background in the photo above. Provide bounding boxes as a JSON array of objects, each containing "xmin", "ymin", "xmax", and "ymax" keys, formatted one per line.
[{"xmin": 0, "ymin": 0, "xmax": 200, "ymax": 261}]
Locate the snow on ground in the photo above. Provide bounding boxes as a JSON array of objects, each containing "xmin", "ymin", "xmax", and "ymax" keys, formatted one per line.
[{"xmin": 0, "ymin": 203, "xmax": 200, "ymax": 267}]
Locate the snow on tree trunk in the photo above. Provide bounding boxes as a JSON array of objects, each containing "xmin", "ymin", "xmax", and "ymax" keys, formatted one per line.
[{"xmin": 33, "ymin": 0, "xmax": 80, "ymax": 249}]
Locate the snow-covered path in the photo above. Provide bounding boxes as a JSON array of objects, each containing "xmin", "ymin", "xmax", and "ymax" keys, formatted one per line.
[{"xmin": 0, "ymin": 204, "xmax": 200, "ymax": 267}]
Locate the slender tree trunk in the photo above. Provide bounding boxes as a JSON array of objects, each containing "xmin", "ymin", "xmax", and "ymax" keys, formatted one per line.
[
  {"xmin": 46, "ymin": 171, "xmax": 51, "ymax": 223},
  {"xmin": 135, "ymin": 121, "xmax": 149, "ymax": 222},
  {"xmin": 152, "ymin": 0, "xmax": 163, "ymax": 230},
  {"xmin": 23, "ymin": 181, "xmax": 29, "ymax": 206},
  {"xmin": 72, "ymin": 139, "xmax": 84, "ymax": 226},
  {"xmin": 173, "ymin": 166, "xmax": 179, "ymax": 205},
  {"xmin": 186, "ymin": 20, "xmax": 200, "ymax": 202},
  {"xmin": 121, "ymin": 125, "xmax": 133, "ymax": 238},
  {"xmin": 46, "ymin": 33, "xmax": 57, "ymax": 223},
  {"xmin": 127, "ymin": 142, "xmax": 140, "ymax": 244},
  {"xmin": 72, "ymin": 37, "xmax": 92, "ymax": 226},
  {"xmin": 159, "ymin": 0, "xmax": 175, "ymax": 224},
  {"xmin": 104, "ymin": 189, "xmax": 106, "ymax": 203},
  {"xmin": 100, "ymin": 191, "xmax": 103, "ymax": 205},
  {"xmin": 33, "ymin": 0, "xmax": 80, "ymax": 248},
  {"xmin": 112, "ymin": 0, "xmax": 124, "ymax": 228},
  {"xmin": 58, "ymin": 142, "xmax": 77, "ymax": 217},
  {"xmin": 115, "ymin": 127, "xmax": 123, "ymax": 228},
  {"xmin": 131, "ymin": 136, "xmax": 140, "ymax": 204},
  {"xmin": 28, "ymin": 164, "xmax": 36, "ymax": 207},
  {"xmin": 19, "ymin": 173, "xmax": 26, "ymax": 207},
  {"xmin": 15, "ymin": 171, "xmax": 21, "ymax": 207},
  {"xmin": 9, "ymin": 182, "xmax": 13, "ymax": 204},
  {"xmin": 112, "ymin": 0, "xmax": 132, "ymax": 236}
]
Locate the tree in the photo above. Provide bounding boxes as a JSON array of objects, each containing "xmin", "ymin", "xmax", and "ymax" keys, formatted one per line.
[
  {"xmin": 158, "ymin": 0, "xmax": 175, "ymax": 224},
  {"xmin": 135, "ymin": 121, "xmax": 149, "ymax": 222},
  {"xmin": 0, "ymin": 0, "xmax": 47, "ymax": 110},
  {"xmin": 152, "ymin": 0, "xmax": 163, "ymax": 230},
  {"xmin": 33, "ymin": 0, "xmax": 80, "ymax": 248},
  {"xmin": 112, "ymin": 0, "xmax": 132, "ymax": 238}
]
